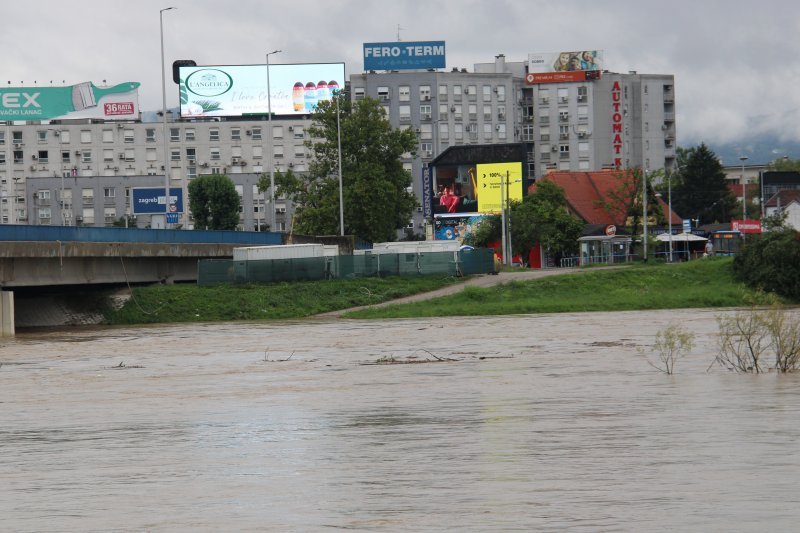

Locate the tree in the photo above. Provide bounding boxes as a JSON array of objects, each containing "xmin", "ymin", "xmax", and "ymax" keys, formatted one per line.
[
  {"xmin": 277, "ymin": 91, "xmax": 418, "ymax": 242},
  {"xmin": 671, "ymin": 143, "xmax": 737, "ymax": 225},
  {"xmin": 188, "ymin": 174, "xmax": 241, "ymax": 230},
  {"xmin": 464, "ymin": 180, "xmax": 583, "ymax": 263},
  {"xmin": 768, "ymin": 157, "xmax": 800, "ymax": 172}
]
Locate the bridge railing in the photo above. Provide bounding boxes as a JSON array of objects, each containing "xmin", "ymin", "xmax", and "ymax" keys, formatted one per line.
[{"xmin": 0, "ymin": 224, "xmax": 282, "ymax": 245}]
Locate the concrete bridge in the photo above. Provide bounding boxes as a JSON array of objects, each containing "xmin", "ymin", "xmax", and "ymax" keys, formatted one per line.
[{"xmin": 0, "ymin": 224, "xmax": 283, "ymax": 335}]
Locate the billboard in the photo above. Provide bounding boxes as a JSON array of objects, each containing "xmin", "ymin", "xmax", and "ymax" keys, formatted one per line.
[
  {"xmin": 525, "ymin": 50, "xmax": 604, "ymax": 84},
  {"xmin": 434, "ymin": 214, "xmax": 488, "ymax": 242},
  {"xmin": 178, "ymin": 63, "xmax": 345, "ymax": 118},
  {"xmin": 363, "ymin": 41, "xmax": 446, "ymax": 71},
  {"xmin": 0, "ymin": 82, "xmax": 140, "ymax": 121},
  {"xmin": 476, "ymin": 162, "xmax": 524, "ymax": 214},
  {"xmin": 131, "ymin": 187, "xmax": 184, "ymax": 215}
]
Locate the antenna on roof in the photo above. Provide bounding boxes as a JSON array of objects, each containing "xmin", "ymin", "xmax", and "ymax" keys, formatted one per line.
[{"xmin": 397, "ymin": 24, "xmax": 405, "ymax": 41}]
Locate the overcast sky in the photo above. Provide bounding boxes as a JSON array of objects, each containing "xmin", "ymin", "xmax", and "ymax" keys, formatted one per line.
[{"xmin": 4, "ymin": 0, "xmax": 798, "ymax": 149}]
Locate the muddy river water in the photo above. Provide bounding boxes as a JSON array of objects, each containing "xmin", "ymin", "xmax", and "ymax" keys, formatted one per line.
[{"xmin": 1, "ymin": 309, "xmax": 799, "ymax": 531}]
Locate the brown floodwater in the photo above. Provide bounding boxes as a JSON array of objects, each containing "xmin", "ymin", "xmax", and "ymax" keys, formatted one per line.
[{"xmin": 1, "ymin": 309, "xmax": 799, "ymax": 531}]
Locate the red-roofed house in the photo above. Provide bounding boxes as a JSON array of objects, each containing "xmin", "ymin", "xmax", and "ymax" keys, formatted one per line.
[{"xmin": 765, "ymin": 189, "xmax": 800, "ymax": 231}]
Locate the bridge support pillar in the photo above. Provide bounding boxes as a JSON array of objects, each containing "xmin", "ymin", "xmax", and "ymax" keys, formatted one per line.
[{"xmin": 0, "ymin": 290, "xmax": 14, "ymax": 337}]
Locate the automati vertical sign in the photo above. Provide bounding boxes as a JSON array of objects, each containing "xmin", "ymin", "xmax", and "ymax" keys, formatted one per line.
[{"xmin": 611, "ymin": 81, "xmax": 623, "ymax": 168}]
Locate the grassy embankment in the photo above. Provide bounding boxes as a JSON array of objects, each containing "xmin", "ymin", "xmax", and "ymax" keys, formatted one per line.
[
  {"xmin": 344, "ymin": 257, "xmax": 780, "ymax": 319},
  {"xmin": 105, "ymin": 257, "xmax": 784, "ymax": 325},
  {"xmin": 103, "ymin": 274, "xmax": 462, "ymax": 325}
]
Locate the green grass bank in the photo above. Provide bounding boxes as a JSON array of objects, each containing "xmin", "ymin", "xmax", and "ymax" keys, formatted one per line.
[{"xmin": 344, "ymin": 257, "xmax": 781, "ymax": 319}]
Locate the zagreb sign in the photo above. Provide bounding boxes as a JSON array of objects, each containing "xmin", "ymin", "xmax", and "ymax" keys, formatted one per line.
[{"xmin": 363, "ymin": 41, "xmax": 446, "ymax": 71}]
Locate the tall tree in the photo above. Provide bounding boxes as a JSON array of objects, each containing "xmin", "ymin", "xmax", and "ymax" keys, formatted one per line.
[
  {"xmin": 768, "ymin": 157, "xmax": 800, "ymax": 172},
  {"xmin": 275, "ymin": 92, "xmax": 418, "ymax": 242},
  {"xmin": 671, "ymin": 143, "xmax": 737, "ymax": 225},
  {"xmin": 188, "ymin": 174, "xmax": 241, "ymax": 230}
]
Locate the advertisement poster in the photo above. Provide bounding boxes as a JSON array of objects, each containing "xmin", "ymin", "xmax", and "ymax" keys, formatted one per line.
[
  {"xmin": 434, "ymin": 214, "xmax": 488, "ymax": 242},
  {"xmin": 526, "ymin": 50, "xmax": 603, "ymax": 84},
  {"xmin": 476, "ymin": 162, "xmax": 524, "ymax": 214},
  {"xmin": 131, "ymin": 187, "xmax": 184, "ymax": 215},
  {"xmin": 0, "ymin": 82, "xmax": 140, "ymax": 121},
  {"xmin": 178, "ymin": 63, "xmax": 345, "ymax": 117},
  {"xmin": 363, "ymin": 41, "xmax": 446, "ymax": 71}
]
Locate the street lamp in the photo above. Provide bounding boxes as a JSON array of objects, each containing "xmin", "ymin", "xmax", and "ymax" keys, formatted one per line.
[
  {"xmin": 160, "ymin": 7, "xmax": 176, "ymax": 229},
  {"xmin": 266, "ymin": 49, "xmax": 281, "ymax": 232},
  {"xmin": 667, "ymin": 172, "xmax": 673, "ymax": 262},
  {"xmin": 739, "ymin": 155, "xmax": 748, "ymax": 242},
  {"xmin": 336, "ymin": 92, "xmax": 344, "ymax": 236},
  {"xmin": 642, "ymin": 169, "xmax": 649, "ymax": 262}
]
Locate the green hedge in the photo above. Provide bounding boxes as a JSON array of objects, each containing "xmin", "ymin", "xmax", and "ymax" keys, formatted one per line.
[{"xmin": 733, "ymin": 229, "xmax": 800, "ymax": 300}]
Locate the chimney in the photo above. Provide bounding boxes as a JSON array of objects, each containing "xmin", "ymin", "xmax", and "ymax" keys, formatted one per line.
[{"xmin": 495, "ymin": 54, "xmax": 506, "ymax": 73}]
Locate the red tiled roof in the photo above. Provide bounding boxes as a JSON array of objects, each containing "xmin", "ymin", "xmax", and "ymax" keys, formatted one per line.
[
  {"xmin": 766, "ymin": 189, "xmax": 800, "ymax": 207},
  {"xmin": 530, "ymin": 170, "xmax": 682, "ymax": 226}
]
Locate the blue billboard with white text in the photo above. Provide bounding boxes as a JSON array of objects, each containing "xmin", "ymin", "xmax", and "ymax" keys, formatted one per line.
[
  {"xmin": 363, "ymin": 41, "xmax": 446, "ymax": 71},
  {"xmin": 132, "ymin": 187, "xmax": 184, "ymax": 215}
]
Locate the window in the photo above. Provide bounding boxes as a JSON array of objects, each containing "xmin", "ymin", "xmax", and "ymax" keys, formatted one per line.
[
  {"xmin": 37, "ymin": 150, "xmax": 49, "ymax": 163},
  {"xmin": 186, "ymin": 148, "xmax": 196, "ymax": 162},
  {"xmin": 453, "ymin": 85, "xmax": 462, "ymax": 101},
  {"xmin": 419, "ymin": 85, "xmax": 431, "ymax": 101},
  {"xmin": 420, "ymin": 142, "xmax": 433, "ymax": 157},
  {"xmin": 540, "ymin": 143, "xmax": 551, "ymax": 154},
  {"xmin": 420, "ymin": 104, "xmax": 432, "ymax": 120},
  {"xmin": 557, "ymin": 88, "xmax": 568, "ymax": 103},
  {"xmin": 439, "ymin": 123, "xmax": 449, "ymax": 140},
  {"xmin": 251, "ymin": 127, "xmax": 262, "ymax": 140},
  {"xmin": 123, "ymin": 129, "xmax": 135, "ymax": 143},
  {"xmin": 124, "ymin": 149, "xmax": 135, "ymax": 162},
  {"xmin": 559, "ymin": 110, "xmax": 569, "ymax": 122},
  {"xmin": 82, "ymin": 188, "xmax": 94, "ymax": 204},
  {"xmin": 252, "ymin": 146, "xmax": 263, "ymax": 159},
  {"xmin": 468, "ymin": 104, "xmax": 477, "ymax": 120},
  {"xmin": 273, "ymin": 146, "xmax": 284, "ymax": 158},
  {"xmin": 497, "ymin": 124, "xmax": 507, "ymax": 140},
  {"xmin": 354, "ymin": 87, "xmax": 365, "ymax": 100},
  {"xmin": 483, "ymin": 85, "xmax": 492, "ymax": 102},
  {"xmin": 187, "ymin": 166, "xmax": 197, "ymax": 179},
  {"xmin": 231, "ymin": 128, "xmax": 241, "ymax": 141},
  {"xmin": 578, "ymin": 141, "xmax": 590, "ymax": 153},
  {"xmin": 60, "ymin": 131, "xmax": 70, "ymax": 143},
  {"xmin": 419, "ymin": 124, "xmax": 432, "ymax": 140},
  {"xmin": 439, "ymin": 84, "xmax": 448, "ymax": 100},
  {"xmin": 398, "ymin": 86, "xmax": 411, "ymax": 102},
  {"xmin": 399, "ymin": 105, "xmax": 411, "ymax": 122},
  {"xmin": 209, "ymin": 128, "xmax": 220, "ymax": 141},
  {"xmin": 559, "ymin": 125, "xmax": 569, "ymax": 139},
  {"xmin": 102, "ymin": 129, "xmax": 114, "ymax": 143},
  {"xmin": 37, "ymin": 130, "xmax": 48, "ymax": 143},
  {"xmin": 82, "ymin": 207, "xmax": 95, "ymax": 225},
  {"xmin": 439, "ymin": 103, "xmax": 449, "ymax": 119},
  {"xmin": 170, "ymin": 149, "xmax": 180, "ymax": 161},
  {"xmin": 62, "ymin": 150, "xmax": 71, "ymax": 163},
  {"xmin": 80, "ymin": 130, "xmax": 92, "ymax": 143},
  {"xmin": 0, "ymin": 152, "xmax": 4, "ymax": 164},
  {"xmin": 483, "ymin": 123, "xmax": 493, "ymax": 140},
  {"xmin": 645, "ymin": 122, "xmax": 649, "ymax": 133},
  {"xmin": 210, "ymin": 148, "xmax": 220, "ymax": 160},
  {"xmin": 539, "ymin": 108, "xmax": 550, "ymax": 124},
  {"xmin": 146, "ymin": 128, "xmax": 156, "ymax": 142},
  {"xmin": 292, "ymin": 126, "xmax": 304, "ymax": 139},
  {"xmin": 452, "ymin": 104, "xmax": 463, "ymax": 121},
  {"xmin": 496, "ymin": 86, "xmax": 505, "ymax": 102},
  {"xmin": 39, "ymin": 207, "xmax": 52, "ymax": 222},
  {"xmin": 103, "ymin": 149, "xmax": 114, "ymax": 162},
  {"xmin": 377, "ymin": 86, "xmax": 390, "ymax": 100},
  {"xmin": 104, "ymin": 187, "xmax": 115, "ymax": 198},
  {"xmin": 522, "ymin": 125, "xmax": 535, "ymax": 142},
  {"xmin": 170, "ymin": 128, "xmax": 180, "ymax": 142},
  {"xmin": 578, "ymin": 105, "xmax": 589, "ymax": 119},
  {"xmin": 37, "ymin": 189, "xmax": 51, "ymax": 200},
  {"xmin": 498, "ymin": 105, "xmax": 506, "ymax": 120},
  {"xmin": 146, "ymin": 148, "xmax": 157, "ymax": 161},
  {"xmin": 272, "ymin": 126, "xmax": 283, "ymax": 139},
  {"xmin": 104, "ymin": 207, "xmax": 116, "ymax": 225},
  {"xmin": 14, "ymin": 150, "xmax": 23, "ymax": 163},
  {"xmin": 466, "ymin": 85, "xmax": 477, "ymax": 100},
  {"xmin": 0, "ymin": 130, "xmax": 4, "ymax": 145},
  {"xmin": 539, "ymin": 89, "xmax": 550, "ymax": 105},
  {"xmin": 559, "ymin": 144, "xmax": 570, "ymax": 154},
  {"xmin": 454, "ymin": 123, "xmax": 463, "ymax": 140},
  {"xmin": 577, "ymin": 86, "xmax": 587, "ymax": 102},
  {"xmin": 185, "ymin": 129, "xmax": 195, "ymax": 141},
  {"xmin": 539, "ymin": 126, "xmax": 550, "ymax": 141},
  {"xmin": 294, "ymin": 145, "xmax": 305, "ymax": 158},
  {"xmin": 82, "ymin": 151, "xmax": 92, "ymax": 163},
  {"xmin": 483, "ymin": 106, "xmax": 492, "ymax": 121}
]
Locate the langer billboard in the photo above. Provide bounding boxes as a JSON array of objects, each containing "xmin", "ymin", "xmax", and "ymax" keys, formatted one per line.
[
  {"xmin": 178, "ymin": 63, "xmax": 345, "ymax": 118},
  {"xmin": 526, "ymin": 50, "xmax": 604, "ymax": 84},
  {"xmin": 0, "ymin": 82, "xmax": 140, "ymax": 121}
]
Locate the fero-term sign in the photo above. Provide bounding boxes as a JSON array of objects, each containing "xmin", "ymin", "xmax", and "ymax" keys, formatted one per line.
[{"xmin": 363, "ymin": 41, "xmax": 446, "ymax": 71}]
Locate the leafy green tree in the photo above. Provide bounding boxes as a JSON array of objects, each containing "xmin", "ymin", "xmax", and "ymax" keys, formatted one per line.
[
  {"xmin": 671, "ymin": 143, "xmax": 737, "ymax": 224},
  {"xmin": 187, "ymin": 174, "xmax": 241, "ymax": 230},
  {"xmin": 768, "ymin": 157, "xmax": 800, "ymax": 172},
  {"xmin": 464, "ymin": 180, "xmax": 583, "ymax": 263},
  {"xmin": 276, "ymin": 91, "xmax": 418, "ymax": 242}
]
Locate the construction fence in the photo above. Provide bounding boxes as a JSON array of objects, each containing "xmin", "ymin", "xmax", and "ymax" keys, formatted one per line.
[{"xmin": 197, "ymin": 248, "xmax": 495, "ymax": 285}]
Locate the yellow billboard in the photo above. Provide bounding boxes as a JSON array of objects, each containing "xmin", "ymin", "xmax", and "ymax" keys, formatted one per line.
[{"xmin": 477, "ymin": 162, "xmax": 523, "ymax": 214}]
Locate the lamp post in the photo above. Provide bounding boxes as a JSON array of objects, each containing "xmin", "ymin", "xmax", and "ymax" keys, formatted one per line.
[
  {"xmin": 739, "ymin": 154, "xmax": 749, "ymax": 216},
  {"xmin": 336, "ymin": 92, "xmax": 344, "ymax": 236},
  {"xmin": 642, "ymin": 169, "xmax": 649, "ymax": 262},
  {"xmin": 160, "ymin": 7, "xmax": 175, "ymax": 229},
  {"xmin": 265, "ymin": 49, "xmax": 281, "ymax": 232},
  {"xmin": 500, "ymin": 171, "xmax": 508, "ymax": 266},
  {"xmin": 667, "ymin": 172, "xmax": 673, "ymax": 262}
]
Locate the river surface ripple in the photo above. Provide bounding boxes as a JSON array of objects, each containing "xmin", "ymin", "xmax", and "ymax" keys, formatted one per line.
[{"xmin": 1, "ymin": 308, "xmax": 799, "ymax": 532}]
